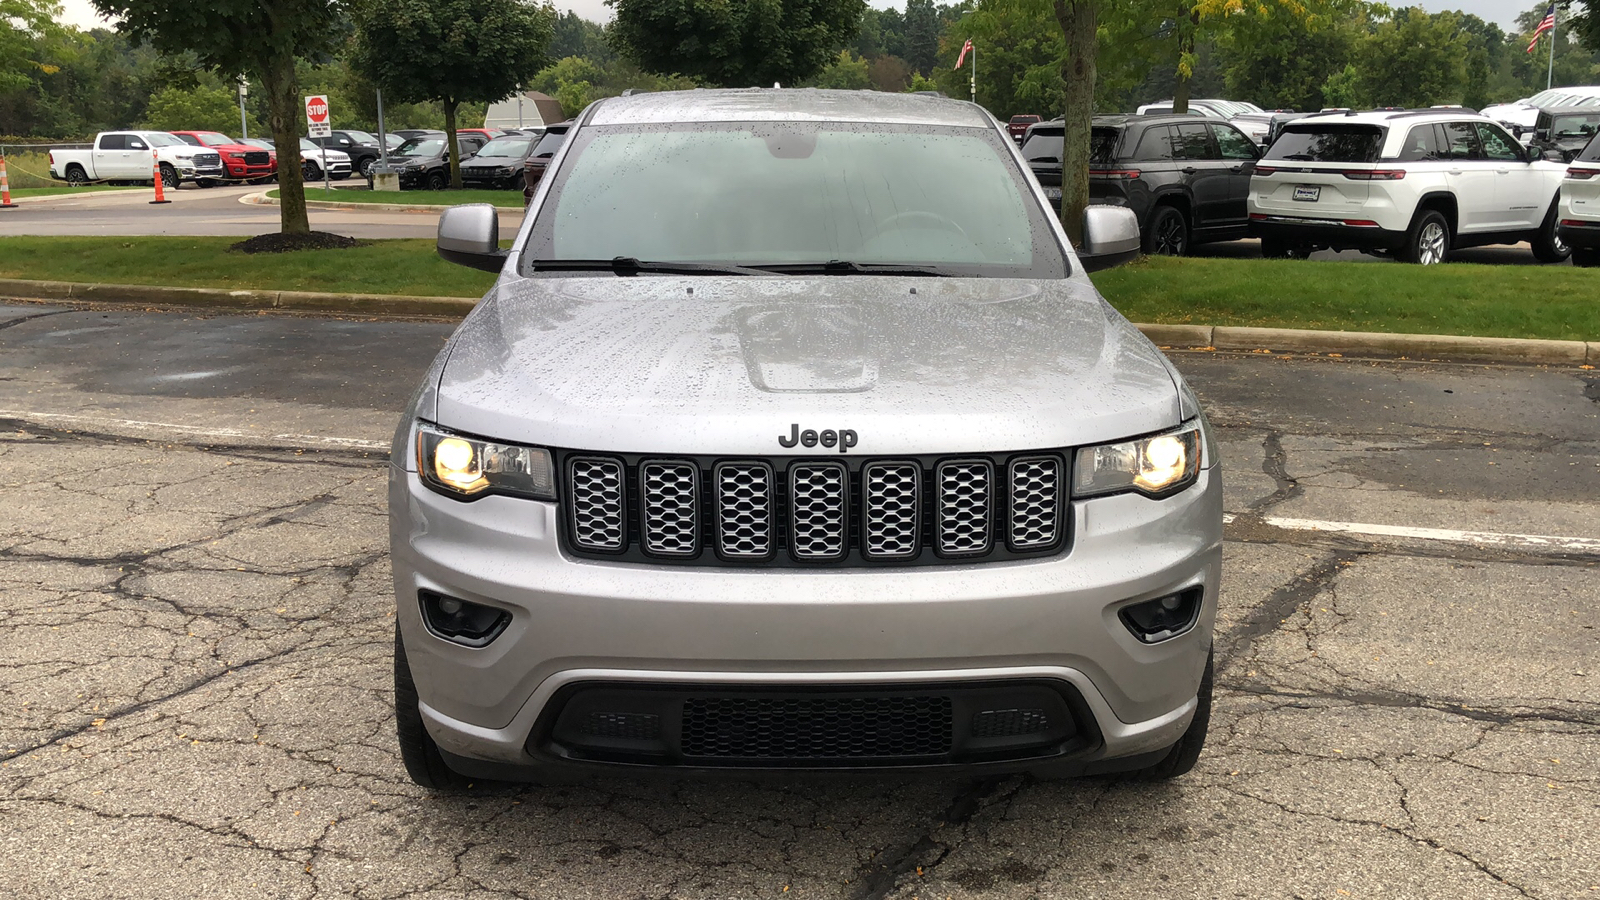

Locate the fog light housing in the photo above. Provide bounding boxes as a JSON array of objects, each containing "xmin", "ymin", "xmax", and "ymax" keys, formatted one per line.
[
  {"xmin": 419, "ymin": 590, "xmax": 510, "ymax": 647},
  {"xmin": 1119, "ymin": 588, "xmax": 1202, "ymax": 644}
]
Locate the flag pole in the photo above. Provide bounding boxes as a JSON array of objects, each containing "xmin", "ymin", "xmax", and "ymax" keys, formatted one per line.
[
  {"xmin": 971, "ymin": 42, "xmax": 976, "ymax": 104},
  {"xmin": 1547, "ymin": 5, "xmax": 1557, "ymax": 91}
]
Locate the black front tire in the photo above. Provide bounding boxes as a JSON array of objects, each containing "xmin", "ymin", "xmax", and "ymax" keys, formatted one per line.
[
  {"xmin": 1531, "ymin": 197, "xmax": 1572, "ymax": 263},
  {"xmin": 158, "ymin": 164, "xmax": 178, "ymax": 190},
  {"xmin": 302, "ymin": 160, "xmax": 320, "ymax": 182},
  {"xmin": 1397, "ymin": 209, "xmax": 1450, "ymax": 265},
  {"xmin": 426, "ymin": 171, "xmax": 448, "ymax": 191},
  {"xmin": 394, "ymin": 625, "xmax": 474, "ymax": 791},
  {"xmin": 1143, "ymin": 205, "xmax": 1190, "ymax": 257},
  {"xmin": 1124, "ymin": 651, "xmax": 1213, "ymax": 781},
  {"xmin": 358, "ymin": 157, "xmax": 375, "ymax": 178}
]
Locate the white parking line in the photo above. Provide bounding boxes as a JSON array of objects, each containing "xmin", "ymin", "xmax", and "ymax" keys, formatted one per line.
[
  {"xmin": 0, "ymin": 410, "xmax": 389, "ymax": 451},
  {"xmin": 1225, "ymin": 513, "xmax": 1600, "ymax": 554}
]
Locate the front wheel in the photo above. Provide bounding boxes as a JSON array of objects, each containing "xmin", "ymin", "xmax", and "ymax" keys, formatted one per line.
[
  {"xmin": 302, "ymin": 160, "xmax": 320, "ymax": 182},
  {"xmin": 1143, "ymin": 205, "xmax": 1190, "ymax": 257},
  {"xmin": 357, "ymin": 157, "xmax": 375, "ymax": 178},
  {"xmin": 1398, "ymin": 209, "xmax": 1450, "ymax": 265},
  {"xmin": 1531, "ymin": 198, "xmax": 1572, "ymax": 263},
  {"xmin": 157, "ymin": 164, "xmax": 179, "ymax": 190},
  {"xmin": 425, "ymin": 171, "xmax": 448, "ymax": 191}
]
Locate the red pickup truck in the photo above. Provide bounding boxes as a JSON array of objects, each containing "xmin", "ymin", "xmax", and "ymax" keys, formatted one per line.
[
  {"xmin": 1007, "ymin": 115, "xmax": 1042, "ymax": 143},
  {"xmin": 170, "ymin": 130, "xmax": 277, "ymax": 184}
]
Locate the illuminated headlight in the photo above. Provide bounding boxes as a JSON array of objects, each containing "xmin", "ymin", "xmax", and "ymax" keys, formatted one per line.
[
  {"xmin": 1073, "ymin": 422, "xmax": 1203, "ymax": 499},
  {"xmin": 416, "ymin": 422, "xmax": 555, "ymax": 500}
]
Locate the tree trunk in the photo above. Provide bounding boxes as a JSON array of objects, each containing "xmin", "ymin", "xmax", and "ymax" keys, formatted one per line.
[
  {"xmin": 263, "ymin": 49, "xmax": 310, "ymax": 235},
  {"xmin": 1171, "ymin": 7, "xmax": 1200, "ymax": 116},
  {"xmin": 443, "ymin": 99, "xmax": 462, "ymax": 190},
  {"xmin": 1055, "ymin": 0, "xmax": 1098, "ymax": 246}
]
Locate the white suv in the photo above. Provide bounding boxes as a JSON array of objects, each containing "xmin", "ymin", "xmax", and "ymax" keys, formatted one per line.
[
  {"xmin": 1248, "ymin": 110, "xmax": 1570, "ymax": 264},
  {"xmin": 1558, "ymin": 134, "xmax": 1600, "ymax": 267}
]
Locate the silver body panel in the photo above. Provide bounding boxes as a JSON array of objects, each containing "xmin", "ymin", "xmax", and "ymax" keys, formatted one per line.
[{"xmin": 391, "ymin": 89, "xmax": 1224, "ymax": 773}]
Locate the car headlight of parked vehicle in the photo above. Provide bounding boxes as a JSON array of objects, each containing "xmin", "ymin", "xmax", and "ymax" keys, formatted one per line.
[
  {"xmin": 416, "ymin": 422, "xmax": 555, "ymax": 500},
  {"xmin": 1073, "ymin": 422, "xmax": 1203, "ymax": 499}
]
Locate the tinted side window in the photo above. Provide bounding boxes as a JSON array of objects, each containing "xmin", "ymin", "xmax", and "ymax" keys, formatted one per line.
[
  {"xmin": 1021, "ymin": 127, "xmax": 1064, "ymax": 162},
  {"xmin": 1443, "ymin": 122, "xmax": 1483, "ymax": 160},
  {"xmin": 1211, "ymin": 124, "xmax": 1257, "ymax": 160},
  {"xmin": 98, "ymin": 134, "xmax": 126, "ymax": 150},
  {"xmin": 1475, "ymin": 123, "xmax": 1521, "ymax": 161},
  {"xmin": 1135, "ymin": 126, "xmax": 1174, "ymax": 161},
  {"xmin": 1171, "ymin": 124, "xmax": 1213, "ymax": 160},
  {"xmin": 1397, "ymin": 124, "xmax": 1443, "ymax": 161}
]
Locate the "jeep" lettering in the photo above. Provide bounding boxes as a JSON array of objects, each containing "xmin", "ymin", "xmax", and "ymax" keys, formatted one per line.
[{"xmin": 778, "ymin": 423, "xmax": 858, "ymax": 454}]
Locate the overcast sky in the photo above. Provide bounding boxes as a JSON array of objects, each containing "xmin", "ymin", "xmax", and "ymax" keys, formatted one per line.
[{"xmin": 55, "ymin": 0, "xmax": 1528, "ymax": 37}]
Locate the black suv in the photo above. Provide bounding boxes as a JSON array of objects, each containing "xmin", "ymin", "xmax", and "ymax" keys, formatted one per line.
[
  {"xmin": 1530, "ymin": 107, "xmax": 1600, "ymax": 163},
  {"xmin": 373, "ymin": 133, "xmax": 489, "ymax": 190},
  {"xmin": 309, "ymin": 130, "xmax": 385, "ymax": 178},
  {"xmin": 1022, "ymin": 114, "xmax": 1260, "ymax": 255}
]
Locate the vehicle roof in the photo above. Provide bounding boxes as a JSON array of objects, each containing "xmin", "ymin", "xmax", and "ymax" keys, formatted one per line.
[
  {"xmin": 1537, "ymin": 106, "xmax": 1600, "ymax": 115},
  {"xmin": 587, "ymin": 88, "xmax": 994, "ymax": 128},
  {"xmin": 1091, "ymin": 114, "xmax": 1210, "ymax": 128},
  {"xmin": 1286, "ymin": 109, "xmax": 1494, "ymax": 127}
]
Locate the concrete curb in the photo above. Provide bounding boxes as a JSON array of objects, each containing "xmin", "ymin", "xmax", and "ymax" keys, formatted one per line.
[
  {"xmin": 0, "ymin": 278, "xmax": 475, "ymax": 318},
  {"xmin": 1, "ymin": 277, "xmax": 1595, "ymax": 366},
  {"xmin": 241, "ymin": 191, "xmax": 523, "ymax": 215}
]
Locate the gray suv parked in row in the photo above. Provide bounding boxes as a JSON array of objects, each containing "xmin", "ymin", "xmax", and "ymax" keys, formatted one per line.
[
  {"xmin": 392, "ymin": 89, "xmax": 1222, "ymax": 787},
  {"xmin": 1023, "ymin": 114, "xmax": 1259, "ymax": 255}
]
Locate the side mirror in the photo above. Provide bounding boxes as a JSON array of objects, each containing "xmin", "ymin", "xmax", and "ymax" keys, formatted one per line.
[
  {"xmin": 437, "ymin": 204, "xmax": 507, "ymax": 273},
  {"xmin": 1078, "ymin": 206, "xmax": 1141, "ymax": 273}
]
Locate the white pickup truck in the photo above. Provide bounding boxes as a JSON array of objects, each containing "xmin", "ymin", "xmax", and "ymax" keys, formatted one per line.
[{"xmin": 49, "ymin": 131, "xmax": 226, "ymax": 189}]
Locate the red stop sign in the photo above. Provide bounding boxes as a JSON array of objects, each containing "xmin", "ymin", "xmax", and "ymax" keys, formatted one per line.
[{"xmin": 306, "ymin": 97, "xmax": 329, "ymax": 123}]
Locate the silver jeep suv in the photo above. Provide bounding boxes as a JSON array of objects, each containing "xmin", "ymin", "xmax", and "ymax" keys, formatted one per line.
[{"xmin": 389, "ymin": 89, "xmax": 1223, "ymax": 786}]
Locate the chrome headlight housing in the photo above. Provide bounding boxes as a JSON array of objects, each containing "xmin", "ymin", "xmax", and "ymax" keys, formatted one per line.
[
  {"xmin": 416, "ymin": 422, "xmax": 555, "ymax": 500},
  {"xmin": 1073, "ymin": 422, "xmax": 1203, "ymax": 499}
]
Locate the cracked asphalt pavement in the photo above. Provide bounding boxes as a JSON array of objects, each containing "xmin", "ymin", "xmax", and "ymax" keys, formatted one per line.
[{"xmin": 1, "ymin": 301, "xmax": 1597, "ymax": 899}]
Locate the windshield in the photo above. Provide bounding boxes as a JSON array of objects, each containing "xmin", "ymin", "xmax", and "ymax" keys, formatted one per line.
[
  {"xmin": 395, "ymin": 138, "xmax": 446, "ymax": 157},
  {"xmin": 195, "ymin": 133, "xmax": 232, "ymax": 147},
  {"xmin": 343, "ymin": 130, "xmax": 378, "ymax": 144},
  {"xmin": 475, "ymin": 136, "xmax": 534, "ymax": 157},
  {"xmin": 523, "ymin": 122, "xmax": 1068, "ymax": 278},
  {"xmin": 530, "ymin": 130, "xmax": 568, "ymax": 158},
  {"xmin": 1265, "ymin": 123, "xmax": 1385, "ymax": 162},
  {"xmin": 145, "ymin": 133, "xmax": 184, "ymax": 147},
  {"xmin": 240, "ymin": 139, "xmax": 272, "ymax": 149}
]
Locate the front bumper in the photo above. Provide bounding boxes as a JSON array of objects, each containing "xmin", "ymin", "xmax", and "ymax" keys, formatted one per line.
[
  {"xmin": 389, "ymin": 463, "xmax": 1223, "ymax": 774},
  {"xmin": 1249, "ymin": 214, "xmax": 1406, "ymax": 251}
]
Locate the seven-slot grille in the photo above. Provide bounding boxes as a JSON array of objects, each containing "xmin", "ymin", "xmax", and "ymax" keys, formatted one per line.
[
  {"xmin": 194, "ymin": 152, "xmax": 221, "ymax": 167},
  {"xmin": 564, "ymin": 453, "xmax": 1066, "ymax": 565}
]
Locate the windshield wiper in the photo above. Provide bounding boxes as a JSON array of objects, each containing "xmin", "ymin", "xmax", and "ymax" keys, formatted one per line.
[
  {"xmin": 756, "ymin": 260, "xmax": 951, "ymax": 277},
  {"xmin": 528, "ymin": 257, "xmax": 774, "ymax": 276}
]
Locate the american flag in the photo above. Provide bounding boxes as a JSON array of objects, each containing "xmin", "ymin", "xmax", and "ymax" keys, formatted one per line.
[
  {"xmin": 1527, "ymin": 4, "xmax": 1556, "ymax": 53},
  {"xmin": 955, "ymin": 39, "xmax": 973, "ymax": 70}
]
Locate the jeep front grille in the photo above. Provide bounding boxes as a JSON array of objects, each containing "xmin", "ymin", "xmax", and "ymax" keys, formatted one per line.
[
  {"xmin": 560, "ymin": 452, "xmax": 1067, "ymax": 566},
  {"xmin": 568, "ymin": 458, "xmax": 625, "ymax": 552}
]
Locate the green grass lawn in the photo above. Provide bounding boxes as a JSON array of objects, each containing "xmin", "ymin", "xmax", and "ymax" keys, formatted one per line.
[
  {"xmin": 270, "ymin": 187, "xmax": 525, "ymax": 208},
  {"xmin": 1, "ymin": 237, "xmax": 1595, "ymax": 341},
  {"xmin": 1091, "ymin": 255, "xmax": 1600, "ymax": 342},
  {"xmin": 0, "ymin": 236, "xmax": 496, "ymax": 297},
  {"xmin": 9, "ymin": 185, "xmax": 143, "ymax": 198}
]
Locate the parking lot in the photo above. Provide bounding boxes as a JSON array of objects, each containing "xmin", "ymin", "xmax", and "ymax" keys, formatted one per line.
[{"xmin": 0, "ymin": 300, "xmax": 1594, "ymax": 899}]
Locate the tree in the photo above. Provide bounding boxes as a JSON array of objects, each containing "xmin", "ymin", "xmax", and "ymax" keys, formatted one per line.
[
  {"xmin": 932, "ymin": 3, "xmax": 1066, "ymax": 119},
  {"xmin": 1355, "ymin": 8, "xmax": 1468, "ymax": 107},
  {"xmin": 142, "ymin": 84, "xmax": 259, "ymax": 134},
  {"xmin": 811, "ymin": 50, "xmax": 871, "ymax": 89},
  {"xmin": 1218, "ymin": 0, "xmax": 1366, "ymax": 112},
  {"xmin": 904, "ymin": 0, "xmax": 941, "ymax": 75},
  {"xmin": 91, "ymin": 0, "xmax": 347, "ymax": 236},
  {"xmin": 1, "ymin": 0, "xmax": 63, "ymax": 93},
  {"xmin": 609, "ymin": 0, "xmax": 866, "ymax": 87},
  {"xmin": 353, "ymin": 0, "xmax": 556, "ymax": 189}
]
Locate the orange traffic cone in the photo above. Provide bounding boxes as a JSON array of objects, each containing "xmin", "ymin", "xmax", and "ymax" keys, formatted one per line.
[
  {"xmin": 0, "ymin": 154, "xmax": 17, "ymax": 209},
  {"xmin": 150, "ymin": 148, "xmax": 171, "ymax": 205}
]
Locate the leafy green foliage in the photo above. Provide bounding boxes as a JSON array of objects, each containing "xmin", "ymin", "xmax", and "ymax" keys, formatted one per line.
[
  {"xmin": 1, "ymin": 0, "xmax": 63, "ymax": 92},
  {"xmin": 610, "ymin": 0, "xmax": 866, "ymax": 87},
  {"xmin": 141, "ymin": 85, "xmax": 259, "ymax": 135},
  {"xmin": 352, "ymin": 0, "xmax": 555, "ymax": 186},
  {"xmin": 931, "ymin": 2, "xmax": 1064, "ymax": 118},
  {"xmin": 810, "ymin": 50, "xmax": 871, "ymax": 89}
]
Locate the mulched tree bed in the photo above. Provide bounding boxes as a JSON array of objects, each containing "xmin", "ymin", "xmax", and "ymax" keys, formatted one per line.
[{"xmin": 230, "ymin": 232, "xmax": 362, "ymax": 254}]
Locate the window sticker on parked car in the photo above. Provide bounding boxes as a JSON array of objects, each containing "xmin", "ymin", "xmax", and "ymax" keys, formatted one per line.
[{"xmin": 1293, "ymin": 185, "xmax": 1321, "ymax": 202}]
